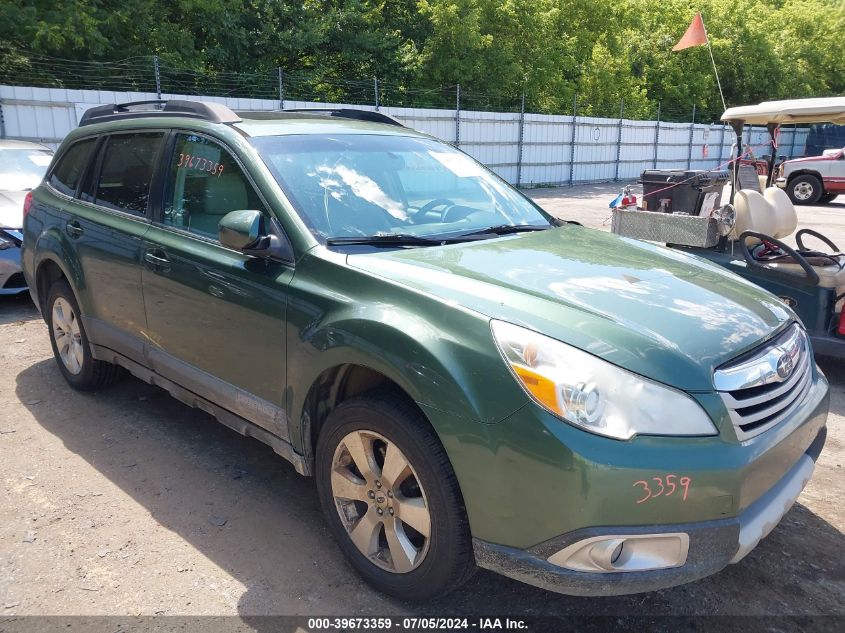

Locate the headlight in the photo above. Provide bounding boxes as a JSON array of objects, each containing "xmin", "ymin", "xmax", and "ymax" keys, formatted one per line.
[{"xmin": 491, "ymin": 320, "xmax": 718, "ymax": 440}]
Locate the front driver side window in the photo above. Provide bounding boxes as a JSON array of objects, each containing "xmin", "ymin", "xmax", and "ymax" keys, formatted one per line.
[{"xmin": 164, "ymin": 133, "xmax": 265, "ymax": 239}]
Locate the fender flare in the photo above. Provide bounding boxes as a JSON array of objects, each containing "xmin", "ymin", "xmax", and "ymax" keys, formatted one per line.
[
  {"xmin": 31, "ymin": 228, "xmax": 86, "ymax": 313},
  {"xmin": 286, "ymin": 311, "xmax": 525, "ymax": 458}
]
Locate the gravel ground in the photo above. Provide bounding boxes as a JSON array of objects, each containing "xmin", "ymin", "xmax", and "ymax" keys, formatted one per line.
[{"xmin": 0, "ymin": 185, "xmax": 842, "ymax": 620}]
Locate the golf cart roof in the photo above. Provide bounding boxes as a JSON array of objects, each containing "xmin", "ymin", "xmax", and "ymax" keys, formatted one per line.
[{"xmin": 721, "ymin": 97, "xmax": 845, "ymax": 125}]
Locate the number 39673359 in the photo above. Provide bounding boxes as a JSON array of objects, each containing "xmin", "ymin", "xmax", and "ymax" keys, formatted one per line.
[{"xmin": 633, "ymin": 475, "xmax": 691, "ymax": 504}]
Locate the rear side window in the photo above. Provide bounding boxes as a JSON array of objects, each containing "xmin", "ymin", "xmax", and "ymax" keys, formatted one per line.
[
  {"xmin": 49, "ymin": 139, "xmax": 96, "ymax": 196},
  {"xmin": 94, "ymin": 133, "xmax": 165, "ymax": 215}
]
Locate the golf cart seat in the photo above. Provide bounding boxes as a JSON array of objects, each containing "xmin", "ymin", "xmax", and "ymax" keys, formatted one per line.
[
  {"xmin": 732, "ymin": 185, "xmax": 845, "ymax": 290},
  {"xmin": 729, "ymin": 188, "xmax": 794, "ymax": 241}
]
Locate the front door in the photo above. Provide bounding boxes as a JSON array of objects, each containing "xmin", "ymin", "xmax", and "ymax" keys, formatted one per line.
[{"xmin": 141, "ymin": 132, "xmax": 293, "ymax": 438}]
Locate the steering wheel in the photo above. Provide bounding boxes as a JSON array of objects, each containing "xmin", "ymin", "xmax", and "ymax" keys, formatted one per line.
[
  {"xmin": 796, "ymin": 228, "xmax": 840, "ymax": 254},
  {"xmin": 410, "ymin": 198, "xmax": 456, "ymax": 222},
  {"xmin": 739, "ymin": 231, "xmax": 820, "ymax": 287}
]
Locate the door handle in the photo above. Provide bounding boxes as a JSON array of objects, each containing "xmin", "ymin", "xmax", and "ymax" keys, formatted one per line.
[
  {"xmin": 202, "ymin": 269, "xmax": 226, "ymax": 282},
  {"xmin": 66, "ymin": 220, "xmax": 83, "ymax": 238},
  {"xmin": 143, "ymin": 250, "xmax": 170, "ymax": 269}
]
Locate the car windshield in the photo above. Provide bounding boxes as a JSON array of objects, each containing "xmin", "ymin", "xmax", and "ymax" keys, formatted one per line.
[
  {"xmin": 0, "ymin": 148, "xmax": 53, "ymax": 190},
  {"xmin": 251, "ymin": 134, "xmax": 551, "ymax": 241}
]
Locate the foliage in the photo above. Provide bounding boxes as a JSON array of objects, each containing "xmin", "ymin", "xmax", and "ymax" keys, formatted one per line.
[{"xmin": 0, "ymin": 0, "xmax": 843, "ymax": 120}]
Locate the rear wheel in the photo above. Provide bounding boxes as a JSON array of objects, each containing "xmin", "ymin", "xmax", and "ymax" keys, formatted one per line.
[
  {"xmin": 787, "ymin": 174, "xmax": 823, "ymax": 205},
  {"xmin": 821, "ymin": 192, "xmax": 838, "ymax": 204},
  {"xmin": 315, "ymin": 394, "xmax": 475, "ymax": 600},
  {"xmin": 46, "ymin": 280, "xmax": 122, "ymax": 390}
]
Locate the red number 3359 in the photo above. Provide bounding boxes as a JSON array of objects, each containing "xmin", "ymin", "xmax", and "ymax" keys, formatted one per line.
[{"xmin": 633, "ymin": 475, "xmax": 691, "ymax": 504}]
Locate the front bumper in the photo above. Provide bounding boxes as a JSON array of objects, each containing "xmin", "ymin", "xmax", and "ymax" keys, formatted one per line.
[
  {"xmin": 0, "ymin": 230, "xmax": 27, "ymax": 295},
  {"xmin": 474, "ymin": 426, "xmax": 826, "ymax": 596}
]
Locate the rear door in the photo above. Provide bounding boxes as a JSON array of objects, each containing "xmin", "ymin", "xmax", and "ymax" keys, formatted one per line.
[
  {"xmin": 140, "ymin": 131, "xmax": 292, "ymax": 438},
  {"xmin": 70, "ymin": 131, "xmax": 166, "ymax": 362}
]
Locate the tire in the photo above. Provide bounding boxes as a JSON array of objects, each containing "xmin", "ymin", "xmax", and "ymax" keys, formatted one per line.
[
  {"xmin": 45, "ymin": 279, "xmax": 123, "ymax": 390},
  {"xmin": 787, "ymin": 174, "xmax": 823, "ymax": 205},
  {"xmin": 315, "ymin": 393, "xmax": 475, "ymax": 601},
  {"xmin": 821, "ymin": 192, "xmax": 838, "ymax": 204}
]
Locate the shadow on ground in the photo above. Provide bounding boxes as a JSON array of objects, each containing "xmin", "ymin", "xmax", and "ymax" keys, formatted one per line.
[
  {"xmin": 15, "ymin": 359, "xmax": 845, "ymax": 624},
  {"xmin": 0, "ymin": 292, "xmax": 39, "ymax": 326}
]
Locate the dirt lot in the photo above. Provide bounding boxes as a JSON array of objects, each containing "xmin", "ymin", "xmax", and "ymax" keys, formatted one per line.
[{"xmin": 0, "ymin": 186, "xmax": 843, "ymax": 620}]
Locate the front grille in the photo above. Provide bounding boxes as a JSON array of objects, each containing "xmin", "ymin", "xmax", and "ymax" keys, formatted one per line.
[{"xmin": 714, "ymin": 324, "xmax": 812, "ymax": 440}]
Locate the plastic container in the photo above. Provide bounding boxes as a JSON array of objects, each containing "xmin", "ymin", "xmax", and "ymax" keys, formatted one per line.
[{"xmin": 639, "ymin": 169, "xmax": 730, "ymax": 216}]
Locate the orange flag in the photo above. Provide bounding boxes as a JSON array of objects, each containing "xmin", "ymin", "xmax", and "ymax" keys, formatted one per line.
[{"xmin": 672, "ymin": 12, "xmax": 709, "ymax": 51}]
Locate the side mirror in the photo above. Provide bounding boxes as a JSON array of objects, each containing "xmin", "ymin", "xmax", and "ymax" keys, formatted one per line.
[
  {"xmin": 219, "ymin": 209, "xmax": 263, "ymax": 250},
  {"xmin": 218, "ymin": 209, "xmax": 295, "ymax": 263}
]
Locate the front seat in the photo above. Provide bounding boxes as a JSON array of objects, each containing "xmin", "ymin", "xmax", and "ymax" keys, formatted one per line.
[{"xmin": 187, "ymin": 173, "xmax": 249, "ymax": 237}]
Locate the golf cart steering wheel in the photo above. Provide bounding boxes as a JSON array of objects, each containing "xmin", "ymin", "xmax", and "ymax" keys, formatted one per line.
[
  {"xmin": 796, "ymin": 228, "xmax": 840, "ymax": 254},
  {"xmin": 411, "ymin": 198, "xmax": 456, "ymax": 222},
  {"xmin": 739, "ymin": 231, "xmax": 820, "ymax": 287}
]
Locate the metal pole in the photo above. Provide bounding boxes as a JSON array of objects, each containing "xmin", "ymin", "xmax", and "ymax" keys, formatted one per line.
[
  {"xmin": 0, "ymin": 101, "xmax": 5, "ymax": 139},
  {"xmin": 687, "ymin": 103, "xmax": 696, "ymax": 170},
  {"xmin": 568, "ymin": 94, "xmax": 578, "ymax": 186},
  {"xmin": 374, "ymin": 76, "xmax": 379, "ymax": 111},
  {"xmin": 701, "ymin": 14, "xmax": 726, "ymax": 112},
  {"xmin": 614, "ymin": 98, "xmax": 624, "ymax": 181},
  {"xmin": 153, "ymin": 54, "xmax": 161, "ymax": 99},
  {"xmin": 278, "ymin": 67, "xmax": 285, "ymax": 110},
  {"xmin": 719, "ymin": 122, "xmax": 726, "ymax": 164},
  {"xmin": 516, "ymin": 91, "xmax": 526, "ymax": 187},
  {"xmin": 789, "ymin": 124, "xmax": 797, "ymax": 159},
  {"xmin": 653, "ymin": 101, "xmax": 661, "ymax": 169},
  {"xmin": 455, "ymin": 84, "xmax": 461, "ymax": 147}
]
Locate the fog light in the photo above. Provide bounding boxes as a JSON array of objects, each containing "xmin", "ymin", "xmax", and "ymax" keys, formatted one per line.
[
  {"xmin": 548, "ymin": 533, "xmax": 689, "ymax": 573},
  {"xmin": 610, "ymin": 541, "xmax": 624, "ymax": 564}
]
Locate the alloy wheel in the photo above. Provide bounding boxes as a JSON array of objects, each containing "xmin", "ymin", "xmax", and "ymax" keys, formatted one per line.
[
  {"xmin": 330, "ymin": 429, "xmax": 432, "ymax": 573},
  {"xmin": 51, "ymin": 297, "xmax": 84, "ymax": 375}
]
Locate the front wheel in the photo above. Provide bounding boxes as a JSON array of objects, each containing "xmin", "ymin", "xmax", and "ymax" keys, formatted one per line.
[
  {"xmin": 315, "ymin": 394, "xmax": 475, "ymax": 600},
  {"xmin": 787, "ymin": 174, "xmax": 823, "ymax": 205}
]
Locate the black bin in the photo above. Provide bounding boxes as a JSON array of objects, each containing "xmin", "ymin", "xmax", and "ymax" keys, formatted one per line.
[{"xmin": 639, "ymin": 169, "xmax": 730, "ymax": 215}]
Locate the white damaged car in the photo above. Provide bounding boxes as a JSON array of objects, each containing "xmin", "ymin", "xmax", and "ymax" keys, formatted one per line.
[{"xmin": 1, "ymin": 140, "xmax": 53, "ymax": 295}]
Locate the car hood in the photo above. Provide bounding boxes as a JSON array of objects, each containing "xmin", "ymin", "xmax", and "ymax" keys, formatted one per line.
[
  {"xmin": 0, "ymin": 190, "xmax": 26, "ymax": 229},
  {"xmin": 786, "ymin": 154, "xmax": 837, "ymax": 165},
  {"xmin": 347, "ymin": 226, "xmax": 793, "ymax": 392}
]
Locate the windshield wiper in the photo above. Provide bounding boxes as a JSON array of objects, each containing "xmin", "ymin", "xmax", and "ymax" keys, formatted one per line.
[
  {"xmin": 326, "ymin": 225, "xmax": 552, "ymax": 247},
  {"xmin": 457, "ymin": 223, "xmax": 553, "ymax": 238},
  {"xmin": 326, "ymin": 233, "xmax": 461, "ymax": 247}
]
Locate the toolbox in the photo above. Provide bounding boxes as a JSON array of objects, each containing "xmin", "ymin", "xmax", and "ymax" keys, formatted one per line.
[
  {"xmin": 611, "ymin": 208, "xmax": 721, "ymax": 248},
  {"xmin": 639, "ymin": 169, "xmax": 730, "ymax": 216}
]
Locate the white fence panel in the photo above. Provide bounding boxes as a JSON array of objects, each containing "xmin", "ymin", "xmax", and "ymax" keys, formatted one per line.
[{"xmin": 1, "ymin": 85, "xmax": 812, "ymax": 188}]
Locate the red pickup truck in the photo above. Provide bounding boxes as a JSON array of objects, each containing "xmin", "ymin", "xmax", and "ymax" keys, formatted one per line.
[{"xmin": 777, "ymin": 147, "xmax": 845, "ymax": 205}]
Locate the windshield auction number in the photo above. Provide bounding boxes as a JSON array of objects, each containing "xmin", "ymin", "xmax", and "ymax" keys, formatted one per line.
[{"xmin": 633, "ymin": 474, "xmax": 691, "ymax": 504}]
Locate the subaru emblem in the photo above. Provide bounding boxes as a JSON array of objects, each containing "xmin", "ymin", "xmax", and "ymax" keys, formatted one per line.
[{"xmin": 776, "ymin": 351, "xmax": 794, "ymax": 380}]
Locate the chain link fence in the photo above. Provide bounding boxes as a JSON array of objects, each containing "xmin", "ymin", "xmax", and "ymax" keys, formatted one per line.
[
  {"xmin": 0, "ymin": 52, "xmax": 723, "ymax": 120},
  {"xmin": 0, "ymin": 53, "xmax": 809, "ymax": 188}
]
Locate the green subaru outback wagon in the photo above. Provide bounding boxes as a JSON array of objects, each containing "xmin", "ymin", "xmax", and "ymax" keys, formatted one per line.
[{"xmin": 22, "ymin": 100, "xmax": 828, "ymax": 600}]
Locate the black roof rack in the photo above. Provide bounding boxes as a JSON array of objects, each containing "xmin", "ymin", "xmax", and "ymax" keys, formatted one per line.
[
  {"xmin": 78, "ymin": 100, "xmax": 242, "ymax": 127},
  {"xmin": 238, "ymin": 108, "xmax": 405, "ymax": 128}
]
